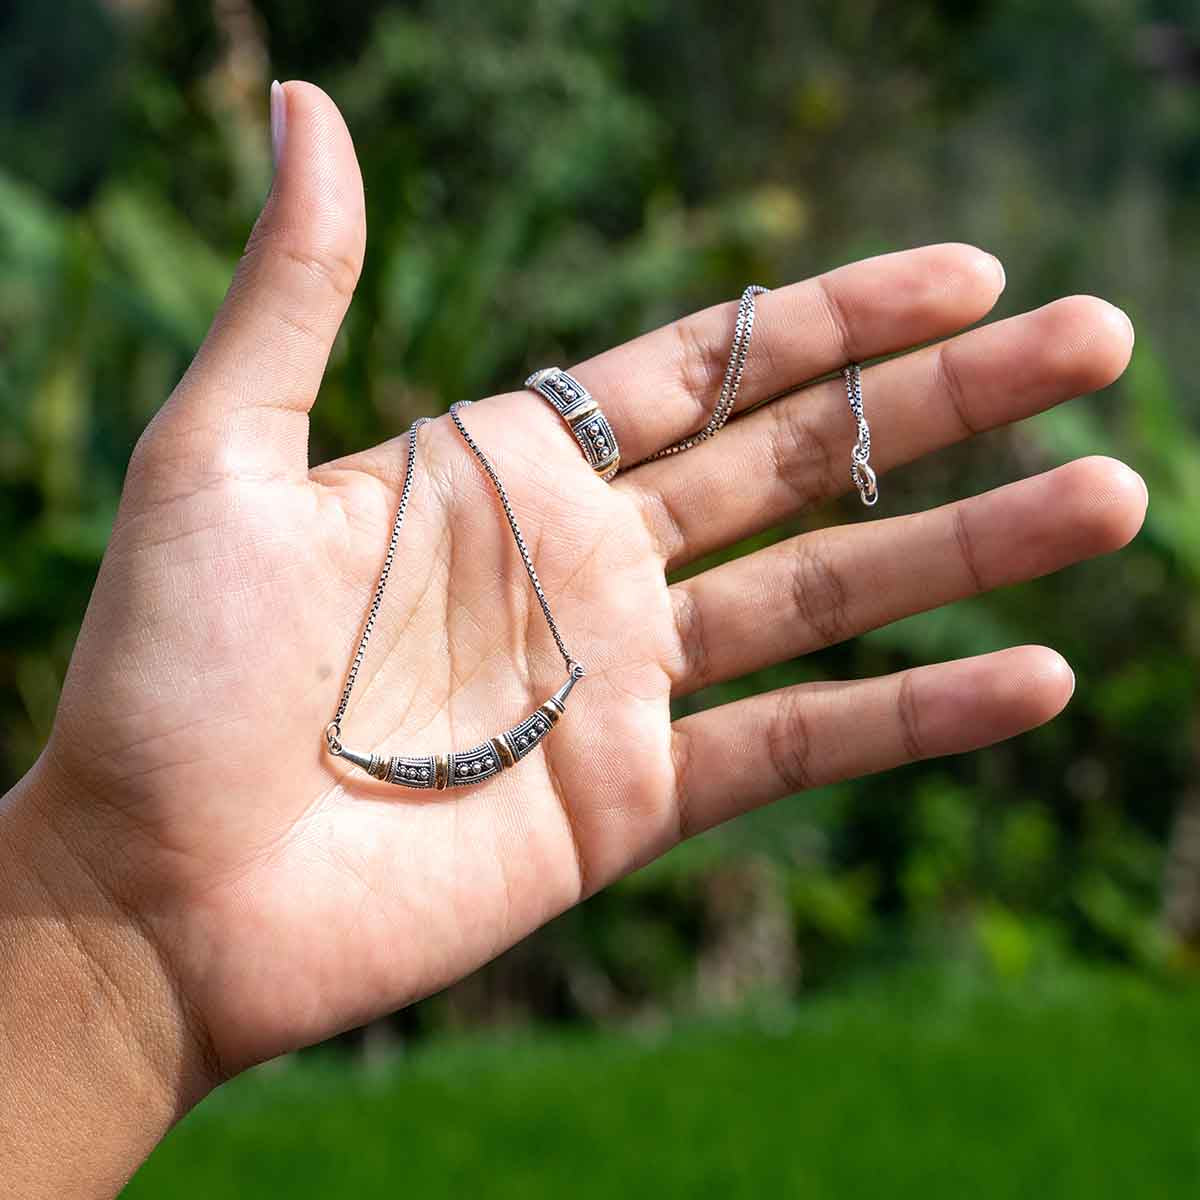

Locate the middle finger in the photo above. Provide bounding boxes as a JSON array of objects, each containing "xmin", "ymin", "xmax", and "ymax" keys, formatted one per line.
[{"xmin": 623, "ymin": 294, "xmax": 1134, "ymax": 571}]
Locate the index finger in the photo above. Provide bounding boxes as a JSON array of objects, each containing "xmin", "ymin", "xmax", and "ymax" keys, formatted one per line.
[{"xmin": 567, "ymin": 243, "xmax": 1006, "ymax": 465}]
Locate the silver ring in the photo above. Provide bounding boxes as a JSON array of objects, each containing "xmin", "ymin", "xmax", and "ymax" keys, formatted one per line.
[{"xmin": 525, "ymin": 368, "xmax": 621, "ymax": 481}]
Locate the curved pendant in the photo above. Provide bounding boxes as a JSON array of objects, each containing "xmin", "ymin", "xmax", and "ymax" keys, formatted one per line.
[{"xmin": 328, "ymin": 669, "xmax": 580, "ymax": 790}]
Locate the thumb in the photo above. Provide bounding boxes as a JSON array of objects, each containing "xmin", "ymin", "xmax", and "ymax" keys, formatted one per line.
[{"xmin": 152, "ymin": 80, "xmax": 366, "ymax": 479}]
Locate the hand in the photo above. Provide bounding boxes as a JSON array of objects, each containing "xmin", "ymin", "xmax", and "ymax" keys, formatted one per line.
[{"xmin": 1, "ymin": 82, "xmax": 1145, "ymax": 1188}]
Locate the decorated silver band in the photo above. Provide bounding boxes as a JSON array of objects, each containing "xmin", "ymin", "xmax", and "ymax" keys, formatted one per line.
[{"xmin": 526, "ymin": 367, "xmax": 621, "ymax": 481}]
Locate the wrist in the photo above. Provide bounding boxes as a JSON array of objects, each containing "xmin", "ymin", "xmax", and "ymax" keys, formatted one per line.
[{"xmin": 0, "ymin": 761, "xmax": 218, "ymax": 1197}]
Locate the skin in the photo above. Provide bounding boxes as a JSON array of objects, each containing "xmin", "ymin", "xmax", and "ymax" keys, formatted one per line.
[{"xmin": 0, "ymin": 82, "xmax": 1147, "ymax": 1197}]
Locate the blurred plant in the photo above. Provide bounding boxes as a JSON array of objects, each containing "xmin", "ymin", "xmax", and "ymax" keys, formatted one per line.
[{"xmin": 1, "ymin": 0, "xmax": 1198, "ymax": 1047}]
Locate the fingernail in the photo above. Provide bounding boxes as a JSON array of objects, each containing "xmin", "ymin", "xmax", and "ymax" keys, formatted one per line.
[
  {"xmin": 987, "ymin": 253, "xmax": 1006, "ymax": 293},
  {"xmin": 1122, "ymin": 463, "xmax": 1149, "ymax": 506},
  {"xmin": 270, "ymin": 80, "xmax": 286, "ymax": 171},
  {"xmin": 1120, "ymin": 306, "xmax": 1136, "ymax": 346}
]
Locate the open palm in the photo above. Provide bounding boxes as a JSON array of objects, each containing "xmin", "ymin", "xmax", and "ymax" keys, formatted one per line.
[{"xmin": 35, "ymin": 83, "xmax": 1145, "ymax": 1085}]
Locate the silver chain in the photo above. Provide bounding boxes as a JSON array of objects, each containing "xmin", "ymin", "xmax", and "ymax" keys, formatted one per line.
[
  {"xmin": 326, "ymin": 408, "xmax": 582, "ymax": 755},
  {"xmin": 326, "ymin": 416, "xmax": 431, "ymax": 753},
  {"xmin": 842, "ymin": 363, "xmax": 878, "ymax": 506},
  {"xmin": 641, "ymin": 284, "xmax": 769, "ymax": 462},
  {"xmin": 449, "ymin": 401, "xmax": 582, "ymax": 678}
]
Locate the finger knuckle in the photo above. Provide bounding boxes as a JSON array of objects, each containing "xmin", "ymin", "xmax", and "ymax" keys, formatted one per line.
[
  {"xmin": 669, "ymin": 726, "xmax": 697, "ymax": 840},
  {"xmin": 791, "ymin": 534, "xmax": 851, "ymax": 648},
  {"xmin": 896, "ymin": 672, "xmax": 925, "ymax": 760},
  {"xmin": 277, "ymin": 239, "xmax": 362, "ymax": 303},
  {"xmin": 766, "ymin": 690, "xmax": 814, "ymax": 794},
  {"xmin": 637, "ymin": 485, "xmax": 690, "ymax": 566},
  {"xmin": 814, "ymin": 275, "xmax": 855, "ymax": 364},
  {"xmin": 248, "ymin": 219, "xmax": 363, "ymax": 306},
  {"xmin": 769, "ymin": 395, "xmax": 835, "ymax": 508},
  {"xmin": 672, "ymin": 310, "xmax": 734, "ymax": 428},
  {"xmin": 669, "ymin": 584, "xmax": 711, "ymax": 690},
  {"xmin": 951, "ymin": 504, "xmax": 986, "ymax": 593},
  {"xmin": 936, "ymin": 342, "xmax": 977, "ymax": 438}
]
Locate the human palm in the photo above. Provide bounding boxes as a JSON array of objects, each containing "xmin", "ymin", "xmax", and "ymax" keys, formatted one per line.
[{"xmin": 31, "ymin": 83, "xmax": 1145, "ymax": 1085}]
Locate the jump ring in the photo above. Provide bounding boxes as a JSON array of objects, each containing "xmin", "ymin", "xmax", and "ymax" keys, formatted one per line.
[
  {"xmin": 525, "ymin": 368, "xmax": 621, "ymax": 481},
  {"xmin": 850, "ymin": 456, "xmax": 878, "ymax": 506}
]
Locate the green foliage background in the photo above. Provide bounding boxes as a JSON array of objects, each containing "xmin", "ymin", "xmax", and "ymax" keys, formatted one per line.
[{"xmin": 3, "ymin": 0, "xmax": 1200, "ymax": 1048}]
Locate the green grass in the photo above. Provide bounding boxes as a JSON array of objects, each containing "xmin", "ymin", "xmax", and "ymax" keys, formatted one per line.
[{"xmin": 123, "ymin": 967, "xmax": 1200, "ymax": 1198}]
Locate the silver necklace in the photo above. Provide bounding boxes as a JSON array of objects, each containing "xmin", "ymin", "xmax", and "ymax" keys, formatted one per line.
[
  {"xmin": 324, "ymin": 403, "xmax": 584, "ymax": 790},
  {"xmin": 641, "ymin": 284, "xmax": 768, "ymax": 461}
]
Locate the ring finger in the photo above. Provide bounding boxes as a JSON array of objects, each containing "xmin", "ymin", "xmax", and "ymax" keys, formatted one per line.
[{"xmin": 663, "ymin": 455, "xmax": 1147, "ymax": 697}]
